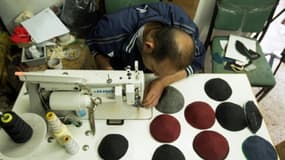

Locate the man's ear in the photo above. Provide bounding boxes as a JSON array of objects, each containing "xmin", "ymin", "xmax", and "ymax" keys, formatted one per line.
[{"xmin": 144, "ymin": 41, "xmax": 154, "ymax": 49}]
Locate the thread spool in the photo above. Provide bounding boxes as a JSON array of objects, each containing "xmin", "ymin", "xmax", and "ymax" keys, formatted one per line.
[
  {"xmin": 0, "ymin": 111, "xmax": 33, "ymax": 143},
  {"xmin": 62, "ymin": 135, "xmax": 80, "ymax": 155},
  {"xmin": 45, "ymin": 112, "xmax": 71, "ymax": 145},
  {"xmin": 46, "ymin": 112, "xmax": 64, "ymax": 133}
]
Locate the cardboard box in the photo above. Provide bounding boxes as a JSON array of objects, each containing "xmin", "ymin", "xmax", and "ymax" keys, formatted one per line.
[{"xmin": 21, "ymin": 46, "xmax": 47, "ymax": 66}]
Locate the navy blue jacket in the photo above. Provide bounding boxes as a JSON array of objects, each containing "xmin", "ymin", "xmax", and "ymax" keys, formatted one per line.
[{"xmin": 86, "ymin": 2, "xmax": 205, "ymax": 75}]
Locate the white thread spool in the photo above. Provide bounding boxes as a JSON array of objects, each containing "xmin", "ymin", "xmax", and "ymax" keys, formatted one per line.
[
  {"xmin": 49, "ymin": 92, "xmax": 92, "ymax": 110},
  {"xmin": 62, "ymin": 135, "xmax": 80, "ymax": 155},
  {"xmin": 46, "ymin": 112, "xmax": 63, "ymax": 133},
  {"xmin": 46, "ymin": 112, "xmax": 71, "ymax": 145}
]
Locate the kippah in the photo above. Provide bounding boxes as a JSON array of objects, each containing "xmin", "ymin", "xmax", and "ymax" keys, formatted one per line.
[
  {"xmin": 184, "ymin": 101, "xmax": 215, "ymax": 129},
  {"xmin": 204, "ymin": 78, "xmax": 232, "ymax": 101},
  {"xmin": 150, "ymin": 114, "xmax": 181, "ymax": 143},
  {"xmin": 193, "ymin": 130, "xmax": 229, "ymax": 160},
  {"xmin": 242, "ymin": 136, "xmax": 278, "ymax": 160},
  {"xmin": 152, "ymin": 144, "xmax": 185, "ymax": 160},
  {"xmin": 156, "ymin": 86, "xmax": 184, "ymax": 114},
  {"xmin": 216, "ymin": 102, "xmax": 247, "ymax": 131},
  {"xmin": 244, "ymin": 101, "xmax": 263, "ymax": 133},
  {"xmin": 98, "ymin": 134, "xmax": 129, "ymax": 160}
]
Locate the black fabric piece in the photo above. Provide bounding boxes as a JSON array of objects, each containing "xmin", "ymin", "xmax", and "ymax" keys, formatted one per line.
[
  {"xmin": 98, "ymin": 134, "xmax": 129, "ymax": 160},
  {"xmin": 204, "ymin": 78, "xmax": 232, "ymax": 101},
  {"xmin": 156, "ymin": 86, "xmax": 184, "ymax": 114},
  {"xmin": 152, "ymin": 144, "xmax": 185, "ymax": 160},
  {"xmin": 242, "ymin": 136, "xmax": 278, "ymax": 160},
  {"xmin": 235, "ymin": 40, "xmax": 260, "ymax": 60},
  {"xmin": 244, "ymin": 101, "xmax": 263, "ymax": 133},
  {"xmin": 216, "ymin": 102, "xmax": 247, "ymax": 131}
]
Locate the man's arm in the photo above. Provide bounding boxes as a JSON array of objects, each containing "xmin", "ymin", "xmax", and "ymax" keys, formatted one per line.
[
  {"xmin": 95, "ymin": 54, "xmax": 113, "ymax": 70},
  {"xmin": 142, "ymin": 70, "xmax": 187, "ymax": 107}
]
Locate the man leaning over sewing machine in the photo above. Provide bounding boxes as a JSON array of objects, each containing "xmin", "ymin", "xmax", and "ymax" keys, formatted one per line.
[{"xmin": 86, "ymin": 2, "xmax": 205, "ymax": 107}]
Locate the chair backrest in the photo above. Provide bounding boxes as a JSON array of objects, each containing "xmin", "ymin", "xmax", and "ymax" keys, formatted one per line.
[
  {"xmin": 214, "ymin": 0, "xmax": 278, "ymax": 32},
  {"xmin": 104, "ymin": 0, "xmax": 160, "ymax": 14}
]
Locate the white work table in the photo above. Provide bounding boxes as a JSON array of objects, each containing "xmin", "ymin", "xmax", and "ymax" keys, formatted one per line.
[{"xmin": 0, "ymin": 73, "xmax": 275, "ymax": 160}]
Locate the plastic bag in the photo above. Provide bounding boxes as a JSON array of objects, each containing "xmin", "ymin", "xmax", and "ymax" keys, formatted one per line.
[{"xmin": 60, "ymin": 0, "xmax": 98, "ymax": 38}]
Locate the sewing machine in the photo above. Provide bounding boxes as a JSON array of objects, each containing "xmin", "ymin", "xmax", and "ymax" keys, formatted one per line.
[{"xmin": 15, "ymin": 66, "xmax": 152, "ymax": 134}]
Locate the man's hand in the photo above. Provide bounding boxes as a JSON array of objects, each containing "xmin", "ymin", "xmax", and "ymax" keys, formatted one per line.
[
  {"xmin": 142, "ymin": 70, "xmax": 188, "ymax": 107},
  {"xmin": 142, "ymin": 78, "xmax": 166, "ymax": 108}
]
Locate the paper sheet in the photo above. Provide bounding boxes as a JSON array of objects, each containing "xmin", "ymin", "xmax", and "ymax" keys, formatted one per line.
[
  {"xmin": 21, "ymin": 8, "xmax": 69, "ymax": 43},
  {"xmin": 225, "ymin": 34, "xmax": 256, "ymax": 64}
]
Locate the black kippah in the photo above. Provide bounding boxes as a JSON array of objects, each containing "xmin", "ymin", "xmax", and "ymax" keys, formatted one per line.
[
  {"xmin": 244, "ymin": 101, "xmax": 263, "ymax": 133},
  {"xmin": 216, "ymin": 102, "xmax": 247, "ymax": 131},
  {"xmin": 98, "ymin": 134, "xmax": 129, "ymax": 160},
  {"xmin": 152, "ymin": 144, "xmax": 185, "ymax": 160},
  {"xmin": 204, "ymin": 78, "xmax": 232, "ymax": 101},
  {"xmin": 242, "ymin": 136, "xmax": 278, "ymax": 160},
  {"xmin": 156, "ymin": 86, "xmax": 184, "ymax": 114}
]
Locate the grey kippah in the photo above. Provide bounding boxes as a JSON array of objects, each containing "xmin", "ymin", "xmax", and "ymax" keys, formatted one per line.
[{"xmin": 156, "ymin": 86, "xmax": 184, "ymax": 114}]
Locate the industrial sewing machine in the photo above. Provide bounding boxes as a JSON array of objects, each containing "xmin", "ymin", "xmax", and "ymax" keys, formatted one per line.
[{"xmin": 15, "ymin": 65, "xmax": 152, "ymax": 135}]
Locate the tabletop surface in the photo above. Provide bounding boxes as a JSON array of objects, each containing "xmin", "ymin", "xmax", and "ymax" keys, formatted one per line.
[{"xmin": 1, "ymin": 73, "xmax": 275, "ymax": 160}]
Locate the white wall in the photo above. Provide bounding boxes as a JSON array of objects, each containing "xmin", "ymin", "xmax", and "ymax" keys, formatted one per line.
[
  {"xmin": 0, "ymin": 0, "xmax": 63, "ymax": 33},
  {"xmin": 194, "ymin": 0, "xmax": 216, "ymax": 43}
]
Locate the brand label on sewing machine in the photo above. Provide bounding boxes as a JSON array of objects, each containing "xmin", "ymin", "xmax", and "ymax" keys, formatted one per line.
[{"xmin": 91, "ymin": 87, "xmax": 114, "ymax": 98}]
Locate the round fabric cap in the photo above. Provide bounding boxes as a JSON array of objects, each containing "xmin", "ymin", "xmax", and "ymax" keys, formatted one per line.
[
  {"xmin": 242, "ymin": 136, "xmax": 277, "ymax": 160},
  {"xmin": 204, "ymin": 78, "xmax": 232, "ymax": 101},
  {"xmin": 184, "ymin": 101, "xmax": 215, "ymax": 129},
  {"xmin": 152, "ymin": 144, "xmax": 185, "ymax": 160},
  {"xmin": 216, "ymin": 102, "xmax": 247, "ymax": 131},
  {"xmin": 98, "ymin": 134, "xmax": 128, "ymax": 160},
  {"xmin": 193, "ymin": 130, "xmax": 229, "ymax": 160},
  {"xmin": 150, "ymin": 114, "xmax": 181, "ymax": 143},
  {"xmin": 244, "ymin": 101, "xmax": 263, "ymax": 133},
  {"xmin": 156, "ymin": 86, "xmax": 184, "ymax": 114}
]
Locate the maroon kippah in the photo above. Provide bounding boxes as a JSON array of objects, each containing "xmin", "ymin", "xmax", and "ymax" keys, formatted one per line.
[
  {"xmin": 184, "ymin": 101, "xmax": 215, "ymax": 129},
  {"xmin": 150, "ymin": 114, "xmax": 181, "ymax": 143},
  {"xmin": 193, "ymin": 130, "xmax": 229, "ymax": 160}
]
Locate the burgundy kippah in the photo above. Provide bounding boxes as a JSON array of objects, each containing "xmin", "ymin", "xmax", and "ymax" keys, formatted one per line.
[
  {"xmin": 193, "ymin": 130, "xmax": 229, "ymax": 160},
  {"xmin": 204, "ymin": 78, "xmax": 232, "ymax": 101},
  {"xmin": 184, "ymin": 101, "xmax": 215, "ymax": 129},
  {"xmin": 152, "ymin": 144, "xmax": 185, "ymax": 160},
  {"xmin": 216, "ymin": 102, "xmax": 247, "ymax": 131},
  {"xmin": 150, "ymin": 114, "xmax": 181, "ymax": 143}
]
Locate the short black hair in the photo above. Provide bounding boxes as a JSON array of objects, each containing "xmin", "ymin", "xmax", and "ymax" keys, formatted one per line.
[{"xmin": 151, "ymin": 26, "xmax": 194, "ymax": 70}]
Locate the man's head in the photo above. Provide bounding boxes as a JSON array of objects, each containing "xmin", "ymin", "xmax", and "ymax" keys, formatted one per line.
[{"xmin": 141, "ymin": 26, "xmax": 195, "ymax": 76}]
